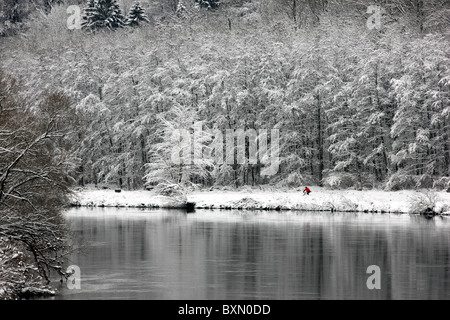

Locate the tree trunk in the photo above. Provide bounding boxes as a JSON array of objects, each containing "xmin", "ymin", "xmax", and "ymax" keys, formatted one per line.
[
  {"xmin": 292, "ymin": 0, "xmax": 297, "ymax": 28},
  {"xmin": 317, "ymin": 94, "xmax": 324, "ymax": 186}
]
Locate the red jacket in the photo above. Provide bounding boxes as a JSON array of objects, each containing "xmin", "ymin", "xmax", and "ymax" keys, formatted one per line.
[{"xmin": 304, "ymin": 187, "xmax": 311, "ymax": 192}]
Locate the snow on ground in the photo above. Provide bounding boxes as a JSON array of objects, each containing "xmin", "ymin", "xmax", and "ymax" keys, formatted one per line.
[
  {"xmin": 70, "ymin": 186, "xmax": 450, "ymax": 214},
  {"xmin": 70, "ymin": 189, "xmax": 187, "ymax": 208}
]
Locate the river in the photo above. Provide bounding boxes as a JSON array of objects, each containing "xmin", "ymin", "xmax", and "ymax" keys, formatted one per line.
[{"xmin": 48, "ymin": 207, "xmax": 450, "ymax": 299}]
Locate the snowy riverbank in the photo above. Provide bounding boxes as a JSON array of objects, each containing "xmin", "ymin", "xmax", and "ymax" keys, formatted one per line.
[{"xmin": 69, "ymin": 187, "xmax": 450, "ymax": 215}]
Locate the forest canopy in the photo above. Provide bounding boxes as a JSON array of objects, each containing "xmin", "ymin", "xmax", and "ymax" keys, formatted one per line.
[{"xmin": 0, "ymin": 0, "xmax": 449, "ymax": 191}]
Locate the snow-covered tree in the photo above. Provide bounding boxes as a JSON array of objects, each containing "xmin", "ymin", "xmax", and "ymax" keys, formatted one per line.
[
  {"xmin": 388, "ymin": 34, "xmax": 450, "ymax": 189},
  {"xmin": 0, "ymin": 71, "xmax": 78, "ymax": 297},
  {"xmin": 125, "ymin": 1, "xmax": 150, "ymax": 27},
  {"xmin": 2, "ymin": 0, "xmax": 449, "ymax": 191},
  {"xmin": 144, "ymin": 106, "xmax": 214, "ymax": 188},
  {"xmin": 81, "ymin": 0, "xmax": 97, "ymax": 30},
  {"xmin": 81, "ymin": 0, "xmax": 126, "ymax": 31}
]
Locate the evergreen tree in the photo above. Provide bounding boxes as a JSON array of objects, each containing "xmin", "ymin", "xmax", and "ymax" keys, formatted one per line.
[
  {"xmin": 125, "ymin": 1, "xmax": 150, "ymax": 27},
  {"xmin": 81, "ymin": 0, "xmax": 97, "ymax": 30},
  {"xmin": 81, "ymin": 0, "xmax": 126, "ymax": 31}
]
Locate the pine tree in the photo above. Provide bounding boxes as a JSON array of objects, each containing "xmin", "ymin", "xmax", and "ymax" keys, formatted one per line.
[
  {"xmin": 81, "ymin": 0, "xmax": 126, "ymax": 31},
  {"xmin": 125, "ymin": 1, "xmax": 150, "ymax": 27},
  {"xmin": 81, "ymin": 0, "xmax": 97, "ymax": 30}
]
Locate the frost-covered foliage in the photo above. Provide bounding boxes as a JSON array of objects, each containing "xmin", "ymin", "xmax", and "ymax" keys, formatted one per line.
[
  {"xmin": 0, "ymin": 238, "xmax": 55, "ymax": 300},
  {"xmin": 283, "ymin": 172, "xmax": 305, "ymax": 188},
  {"xmin": 323, "ymin": 173, "xmax": 357, "ymax": 190},
  {"xmin": 152, "ymin": 183, "xmax": 187, "ymax": 199},
  {"xmin": 0, "ymin": 70, "xmax": 77, "ymax": 299},
  {"xmin": 432, "ymin": 177, "xmax": 450, "ymax": 191},
  {"xmin": 1, "ymin": 0, "xmax": 449, "ymax": 191},
  {"xmin": 144, "ymin": 107, "xmax": 214, "ymax": 187},
  {"xmin": 385, "ymin": 171, "xmax": 416, "ymax": 191},
  {"xmin": 408, "ymin": 192, "xmax": 440, "ymax": 215},
  {"xmin": 0, "ymin": 0, "xmax": 67, "ymax": 36},
  {"xmin": 125, "ymin": 1, "xmax": 150, "ymax": 27},
  {"xmin": 81, "ymin": 0, "xmax": 97, "ymax": 29},
  {"xmin": 81, "ymin": 0, "xmax": 126, "ymax": 30}
]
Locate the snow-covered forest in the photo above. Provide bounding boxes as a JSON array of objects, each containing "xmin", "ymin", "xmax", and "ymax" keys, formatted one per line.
[
  {"xmin": 1, "ymin": 0, "xmax": 449, "ymax": 192},
  {"xmin": 1, "ymin": 0, "xmax": 449, "ymax": 300}
]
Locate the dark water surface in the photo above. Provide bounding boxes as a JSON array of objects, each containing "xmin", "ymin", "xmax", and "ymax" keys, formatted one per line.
[{"xmin": 50, "ymin": 207, "xmax": 450, "ymax": 299}]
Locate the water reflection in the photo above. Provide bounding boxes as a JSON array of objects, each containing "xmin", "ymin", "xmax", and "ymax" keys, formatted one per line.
[{"xmin": 52, "ymin": 208, "xmax": 450, "ymax": 300}]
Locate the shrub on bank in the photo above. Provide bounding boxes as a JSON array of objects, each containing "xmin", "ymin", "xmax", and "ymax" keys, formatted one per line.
[
  {"xmin": 408, "ymin": 192, "xmax": 440, "ymax": 216},
  {"xmin": 0, "ymin": 238, "xmax": 55, "ymax": 300}
]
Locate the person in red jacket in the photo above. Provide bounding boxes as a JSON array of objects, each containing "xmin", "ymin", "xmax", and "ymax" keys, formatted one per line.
[{"xmin": 303, "ymin": 186, "xmax": 311, "ymax": 195}]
